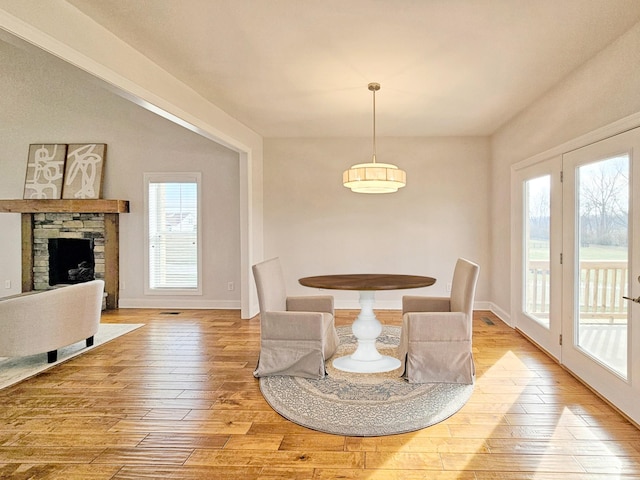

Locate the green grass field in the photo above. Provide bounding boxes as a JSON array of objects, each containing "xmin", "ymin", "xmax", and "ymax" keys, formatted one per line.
[{"xmin": 528, "ymin": 240, "xmax": 627, "ymax": 261}]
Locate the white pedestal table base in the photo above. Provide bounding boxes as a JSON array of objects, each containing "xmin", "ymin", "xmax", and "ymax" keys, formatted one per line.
[{"xmin": 332, "ymin": 290, "xmax": 401, "ymax": 374}]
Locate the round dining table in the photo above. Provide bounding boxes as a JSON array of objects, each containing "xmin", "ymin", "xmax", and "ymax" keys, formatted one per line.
[{"xmin": 299, "ymin": 273, "xmax": 436, "ymax": 373}]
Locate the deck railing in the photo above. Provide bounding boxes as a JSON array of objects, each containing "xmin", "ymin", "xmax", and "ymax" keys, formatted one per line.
[{"xmin": 526, "ymin": 260, "xmax": 628, "ymax": 320}]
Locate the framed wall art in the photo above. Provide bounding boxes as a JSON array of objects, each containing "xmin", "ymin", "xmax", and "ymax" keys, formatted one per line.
[
  {"xmin": 62, "ymin": 143, "xmax": 106, "ymax": 199},
  {"xmin": 23, "ymin": 144, "xmax": 68, "ymax": 199}
]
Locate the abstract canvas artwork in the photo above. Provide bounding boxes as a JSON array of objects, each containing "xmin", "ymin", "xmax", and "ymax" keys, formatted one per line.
[
  {"xmin": 62, "ymin": 144, "xmax": 106, "ymax": 199},
  {"xmin": 23, "ymin": 144, "xmax": 68, "ymax": 199}
]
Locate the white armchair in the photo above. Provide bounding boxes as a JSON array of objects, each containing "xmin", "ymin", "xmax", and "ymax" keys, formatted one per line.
[
  {"xmin": 398, "ymin": 258, "xmax": 479, "ymax": 384},
  {"xmin": 252, "ymin": 257, "xmax": 340, "ymax": 379}
]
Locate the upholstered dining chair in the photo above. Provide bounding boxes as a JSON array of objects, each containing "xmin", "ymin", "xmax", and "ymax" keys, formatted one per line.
[
  {"xmin": 252, "ymin": 257, "xmax": 340, "ymax": 379},
  {"xmin": 398, "ymin": 258, "xmax": 480, "ymax": 384}
]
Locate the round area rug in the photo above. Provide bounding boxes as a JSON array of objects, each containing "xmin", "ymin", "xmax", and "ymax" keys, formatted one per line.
[{"xmin": 259, "ymin": 325, "xmax": 474, "ymax": 436}]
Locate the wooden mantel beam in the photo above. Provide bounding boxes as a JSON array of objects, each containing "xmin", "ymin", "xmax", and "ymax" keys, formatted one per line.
[{"xmin": 0, "ymin": 199, "xmax": 129, "ymax": 214}]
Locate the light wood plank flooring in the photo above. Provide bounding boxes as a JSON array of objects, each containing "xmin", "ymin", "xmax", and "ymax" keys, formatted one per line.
[{"xmin": 0, "ymin": 309, "xmax": 639, "ymax": 479}]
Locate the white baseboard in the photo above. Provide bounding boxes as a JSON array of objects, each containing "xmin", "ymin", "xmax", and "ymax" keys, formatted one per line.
[
  {"xmin": 118, "ymin": 298, "xmax": 241, "ymax": 309},
  {"xmin": 334, "ymin": 299, "xmax": 496, "ymax": 313},
  {"xmin": 488, "ymin": 302, "xmax": 512, "ymax": 327},
  {"xmin": 116, "ymin": 298, "xmax": 513, "ymax": 329}
]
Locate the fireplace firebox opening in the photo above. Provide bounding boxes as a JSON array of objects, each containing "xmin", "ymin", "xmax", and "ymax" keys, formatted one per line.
[{"xmin": 48, "ymin": 238, "xmax": 95, "ymax": 286}]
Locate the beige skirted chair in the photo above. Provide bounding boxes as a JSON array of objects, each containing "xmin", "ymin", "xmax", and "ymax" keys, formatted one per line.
[
  {"xmin": 398, "ymin": 258, "xmax": 480, "ymax": 384},
  {"xmin": 252, "ymin": 257, "xmax": 340, "ymax": 379}
]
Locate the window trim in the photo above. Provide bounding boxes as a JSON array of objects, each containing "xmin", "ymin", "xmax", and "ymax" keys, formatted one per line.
[{"xmin": 144, "ymin": 172, "xmax": 203, "ymax": 296}]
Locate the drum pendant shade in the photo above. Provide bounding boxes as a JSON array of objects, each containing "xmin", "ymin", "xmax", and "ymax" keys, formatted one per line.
[{"xmin": 343, "ymin": 83, "xmax": 406, "ymax": 194}]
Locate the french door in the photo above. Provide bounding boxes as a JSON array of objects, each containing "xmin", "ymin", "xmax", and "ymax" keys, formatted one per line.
[
  {"xmin": 512, "ymin": 156, "xmax": 563, "ymax": 360},
  {"xmin": 562, "ymin": 128, "xmax": 640, "ymax": 424},
  {"xmin": 513, "ymin": 127, "xmax": 640, "ymax": 424}
]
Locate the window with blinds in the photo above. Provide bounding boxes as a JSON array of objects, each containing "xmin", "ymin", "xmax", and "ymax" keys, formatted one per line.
[{"xmin": 145, "ymin": 173, "xmax": 201, "ymax": 294}]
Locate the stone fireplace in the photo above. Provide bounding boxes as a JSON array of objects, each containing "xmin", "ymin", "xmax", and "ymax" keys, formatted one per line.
[
  {"xmin": 32, "ymin": 214, "xmax": 102, "ymax": 290},
  {"xmin": 0, "ymin": 199, "xmax": 129, "ymax": 309}
]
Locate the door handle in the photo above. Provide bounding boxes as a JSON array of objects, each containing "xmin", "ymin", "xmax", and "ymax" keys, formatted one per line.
[{"xmin": 623, "ymin": 275, "xmax": 640, "ymax": 303}]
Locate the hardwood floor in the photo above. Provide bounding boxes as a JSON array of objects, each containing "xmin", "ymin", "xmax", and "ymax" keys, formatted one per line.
[{"xmin": 0, "ymin": 308, "xmax": 639, "ymax": 479}]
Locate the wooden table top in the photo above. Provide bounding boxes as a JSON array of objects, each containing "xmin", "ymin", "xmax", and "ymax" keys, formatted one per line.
[{"xmin": 298, "ymin": 273, "xmax": 436, "ymax": 291}]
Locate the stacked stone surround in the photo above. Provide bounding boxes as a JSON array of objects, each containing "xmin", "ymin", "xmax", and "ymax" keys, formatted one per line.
[{"xmin": 32, "ymin": 213, "xmax": 105, "ymax": 291}]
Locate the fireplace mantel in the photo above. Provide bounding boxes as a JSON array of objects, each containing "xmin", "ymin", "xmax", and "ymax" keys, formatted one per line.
[
  {"xmin": 0, "ymin": 199, "xmax": 129, "ymax": 213},
  {"xmin": 0, "ymin": 199, "xmax": 129, "ymax": 310}
]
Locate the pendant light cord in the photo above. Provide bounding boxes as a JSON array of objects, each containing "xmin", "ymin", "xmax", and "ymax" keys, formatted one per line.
[
  {"xmin": 368, "ymin": 82, "xmax": 380, "ymax": 164},
  {"xmin": 372, "ymin": 86, "xmax": 376, "ymax": 163}
]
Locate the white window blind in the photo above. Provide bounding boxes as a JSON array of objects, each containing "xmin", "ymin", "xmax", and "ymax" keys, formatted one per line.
[{"xmin": 147, "ymin": 176, "xmax": 200, "ymax": 292}]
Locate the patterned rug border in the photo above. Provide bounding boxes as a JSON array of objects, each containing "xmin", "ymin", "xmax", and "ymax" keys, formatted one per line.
[{"xmin": 259, "ymin": 325, "xmax": 474, "ymax": 437}]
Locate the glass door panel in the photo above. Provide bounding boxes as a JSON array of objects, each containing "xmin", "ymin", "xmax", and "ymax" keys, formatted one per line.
[
  {"xmin": 524, "ymin": 175, "xmax": 551, "ymax": 328},
  {"xmin": 576, "ymin": 156, "xmax": 629, "ymax": 378}
]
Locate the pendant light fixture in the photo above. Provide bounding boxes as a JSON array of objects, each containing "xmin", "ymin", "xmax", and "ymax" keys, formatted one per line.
[{"xmin": 343, "ymin": 82, "xmax": 406, "ymax": 194}]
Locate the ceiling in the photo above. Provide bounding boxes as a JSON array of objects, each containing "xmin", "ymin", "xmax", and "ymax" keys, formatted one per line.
[{"xmin": 58, "ymin": 0, "xmax": 640, "ymax": 137}]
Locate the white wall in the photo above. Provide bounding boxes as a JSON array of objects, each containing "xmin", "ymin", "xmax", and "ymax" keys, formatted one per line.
[
  {"xmin": 0, "ymin": 36, "xmax": 241, "ymax": 307},
  {"xmin": 0, "ymin": 2, "xmax": 264, "ymax": 317},
  {"xmin": 264, "ymin": 136, "xmax": 491, "ymax": 309},
  {"xmin": 491, "ymin": 21, "xmax": 640, "ymax": 320}
]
